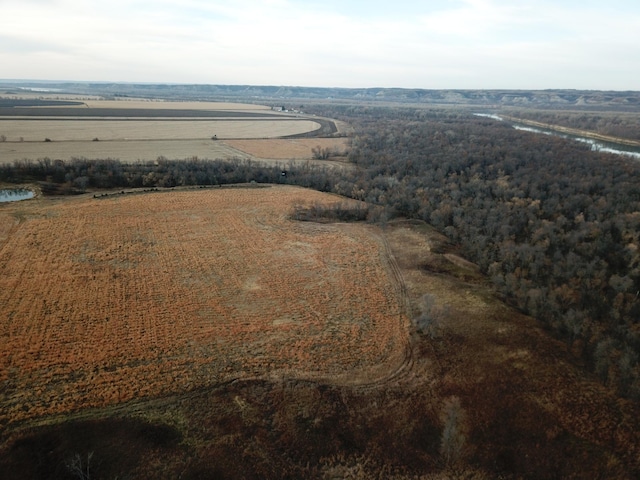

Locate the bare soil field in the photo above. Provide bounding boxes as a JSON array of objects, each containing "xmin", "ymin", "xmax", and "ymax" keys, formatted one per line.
[{"xmin": 0, "ymin": 186, "xmax": 409, "ymax": 429}]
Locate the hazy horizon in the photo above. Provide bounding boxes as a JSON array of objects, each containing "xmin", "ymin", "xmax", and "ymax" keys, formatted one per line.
[
  {"xmin": 1, "ymin": 0, "xmax": 639, "ymax": 91},
  {"xmin": 1, "ymin": 78, "xmax": 639, "ymax": 93}
]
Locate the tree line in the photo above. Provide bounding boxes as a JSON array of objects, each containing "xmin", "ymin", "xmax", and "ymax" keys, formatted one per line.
[{"xmin": 0, "ymin": 156, "xmax": 338, "ymax": 195}]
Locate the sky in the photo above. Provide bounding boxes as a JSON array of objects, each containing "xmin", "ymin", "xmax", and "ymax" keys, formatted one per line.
[{"xmin": 1, "ymin": 0, "xmax": 639, "ymax": 90}]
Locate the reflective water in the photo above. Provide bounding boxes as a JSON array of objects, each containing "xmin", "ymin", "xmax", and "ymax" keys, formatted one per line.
[
  {"xmin": 474, "ymin": 114, "xmax": 640, "ymax": 159},
  {"xmin": 0, "ymin": 189, "xmax": 35, "ymax": 203}
]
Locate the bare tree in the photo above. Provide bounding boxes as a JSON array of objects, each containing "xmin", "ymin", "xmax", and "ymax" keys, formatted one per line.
[
  {"xmin": 65, "ymin": 451, "xmax": 94, "ymax": 480},
  {"xmin": 440, "ymin": 396, "xmax": 468, "ymax": 466},
  {"xmin": 311, "ymin": 145, "xmax": 331, "ymax": 160},
  {"xmin": 415, "ymin": 294, "xmax": 450, "ymax": 338}
]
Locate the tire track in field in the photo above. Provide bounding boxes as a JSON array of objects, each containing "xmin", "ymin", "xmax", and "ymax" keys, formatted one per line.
[
  {"xmin": 0, "ymin": 213, "xmax": 22, "ymax": 257},
  {"xmin": 345, "ymin": 232, "xmax": 417, "ymax": 391}
]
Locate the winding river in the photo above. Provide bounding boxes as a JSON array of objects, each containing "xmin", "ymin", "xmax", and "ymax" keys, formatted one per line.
[{"xmin": 474, "ymin": 113, "xmax": 640, "ymax": 160}]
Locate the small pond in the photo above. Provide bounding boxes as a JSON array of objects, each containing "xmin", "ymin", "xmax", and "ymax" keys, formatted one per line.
[{"xmin": 0, "ymin": 189, "xmax": 35, "ymax": 203}]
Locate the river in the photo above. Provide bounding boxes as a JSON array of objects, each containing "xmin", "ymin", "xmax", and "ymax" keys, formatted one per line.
[{"xmin": 474, "ymin": 113, "xmax": 640, "ymax": 160}]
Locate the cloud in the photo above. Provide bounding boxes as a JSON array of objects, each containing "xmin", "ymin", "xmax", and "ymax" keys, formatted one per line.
[{"xmin": 1, "ymin": 0, "xmax": 639, "ymax": 89}]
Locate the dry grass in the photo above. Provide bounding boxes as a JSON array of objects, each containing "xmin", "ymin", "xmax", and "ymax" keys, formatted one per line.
[
  {"xmin": 0, "ymin": 139, "xmax": 252, "ymax": 163},
  {"xmin": 0, "ymin": 139, "xmax": 353, "ymax": 167},
  {"xmin": 224, "ymin": 138, "xmax": 350, "ymax": 160},
  {"xmin": 0, "ymin": 186, "xmax": 409, "ymax": 428},
  {"xmin": 0, "ymin": 213, "xmax": 18, "ymax": 245},
  {"xmin": 1, "ymin": 213, "xmax": 639, "ymax": 478},
  {"xmin": 384, "ymin": 219, "xmax": 640, "ymax": 476}
]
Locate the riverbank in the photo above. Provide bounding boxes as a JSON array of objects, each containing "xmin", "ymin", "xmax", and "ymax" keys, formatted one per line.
[{"xmin": 501, "ymin": 115, "xmax": 640, "ymax": 148}]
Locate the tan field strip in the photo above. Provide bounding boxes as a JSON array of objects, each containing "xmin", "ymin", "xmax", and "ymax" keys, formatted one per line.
[
  {"xmin": 0, "ymin": 119, "xmax": 323, "ymax": 163},
  {"xmin": 0, "ymin": 119, "xmax": 320, "ymax": 143},
  {"xmin": 0, "ymin": 139, "xmax": 248, "ymax": 163},
  {"xmin": 0, "ymin": 186, "xmax": 409, "ymax": 427},
  {"xmin": 0, "ymin": 99, "xmax": 335, "ymax": 163},
  {"xmin": 0, "ymin": 139, "xmax": 352, "ymax": 166},
  {"xmin": 224, "ymin": 138, "xmax": 350, "ymax": 159},
  {"xmin": 1, "ymin": 96, "xmax": 271, "ymax": 111},
  {"xmin": 81, "ymin": 100, "xmax": 272, "ymax": 111}
]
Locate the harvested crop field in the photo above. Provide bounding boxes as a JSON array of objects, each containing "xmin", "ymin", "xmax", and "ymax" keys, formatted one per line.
[
  {"xmin": 0, "ymin": 119, "xmax": 320, "ymax": 142},
  {"xmin": 0, "ymin": 139, "xmax": 249, "ymax": 163},
  {"xmin": 0, "ymin": 121, "xmax": 322, "ymax": 163},
  {"xmin": 0, "ymin": 186, "xmax": 409, "ymax": 428},
  {"xmin": 81, "ymin": 100, "xmax": 272, "ymax": 111},
  {"xmin": 0, "ymin": 99, "xmax": 328, "ymax": 163}
]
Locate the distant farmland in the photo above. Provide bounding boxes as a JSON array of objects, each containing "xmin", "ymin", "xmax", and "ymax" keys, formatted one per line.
[
  {"xmin": 0, "ymin": 119, "xmax": 321, "ymax": 141},
  {"xmin": 0, "ymin": 186, "xmax": 409, "ymax": 428},
  {"xmin": 0, "ymin": 100, "xmax": 333, "ymax": 164}
]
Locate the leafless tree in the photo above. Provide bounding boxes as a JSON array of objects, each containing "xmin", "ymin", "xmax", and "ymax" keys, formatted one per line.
[
  {"xmin": 65, "ymin": 451, "xmax": 94, "ymax": 480},
  {"xmin": 415, "ymin": 294, "xmax": 450, "ymax": 338},
  {"xmin": 440, "ymin": 396, "xmax": 468, "ymax": 466}
]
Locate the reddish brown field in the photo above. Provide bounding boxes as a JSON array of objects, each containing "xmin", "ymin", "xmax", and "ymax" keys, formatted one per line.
[{"xmin": 0, "ymin": 186, "xmax": 409, "ymax": 429}]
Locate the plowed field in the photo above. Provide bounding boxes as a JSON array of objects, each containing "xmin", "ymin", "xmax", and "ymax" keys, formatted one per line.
[{"xmin": 0, "ymin": 186, "xmax": 409, "ymax": 428}]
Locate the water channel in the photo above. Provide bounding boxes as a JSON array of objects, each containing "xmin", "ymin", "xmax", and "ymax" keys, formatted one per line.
[
  {"xmin": 474, "ymin": 113, "xmax": 640, "ymax": 160},
  {"xmin": 0, "ymin": 188, "xmax": 35, "ymax": 203}
]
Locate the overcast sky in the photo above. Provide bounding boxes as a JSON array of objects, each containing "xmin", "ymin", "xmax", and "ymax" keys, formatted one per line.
[{"xmin": 1, "ymin": 0, "xmax": 639, "ymax": 90}]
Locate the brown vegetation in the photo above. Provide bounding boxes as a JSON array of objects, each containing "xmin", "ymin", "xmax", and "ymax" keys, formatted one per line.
[
  {"xmin": 223, "ymin": 138, "xmax": 349, "ymax": 160},
  {"xmin": 2, "ymin": 99, "xmax": 640, "ymax": 478},
  {"xmin": 0, "ymin": 186, "xmax": 408, "ymax": 429},
  {"xmin": 2, "ymin": 216, "xmax": 638, "ymax": 479}
]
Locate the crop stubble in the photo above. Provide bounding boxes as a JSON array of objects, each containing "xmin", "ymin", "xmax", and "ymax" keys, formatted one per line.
[
  {"xmin": 0, "ymin": 186, "xmax": 409, "ymax": 427},
  {"xmin": 0, "ymin": 99, "xmax": 329, "ymax": 163},
  {"xmin": 0, "ymin": 120, "xmax": 322, "ymax": 163},
  {"xmin": 0, "ymin": 119, "xmax": 320, "ymax": 142}
]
